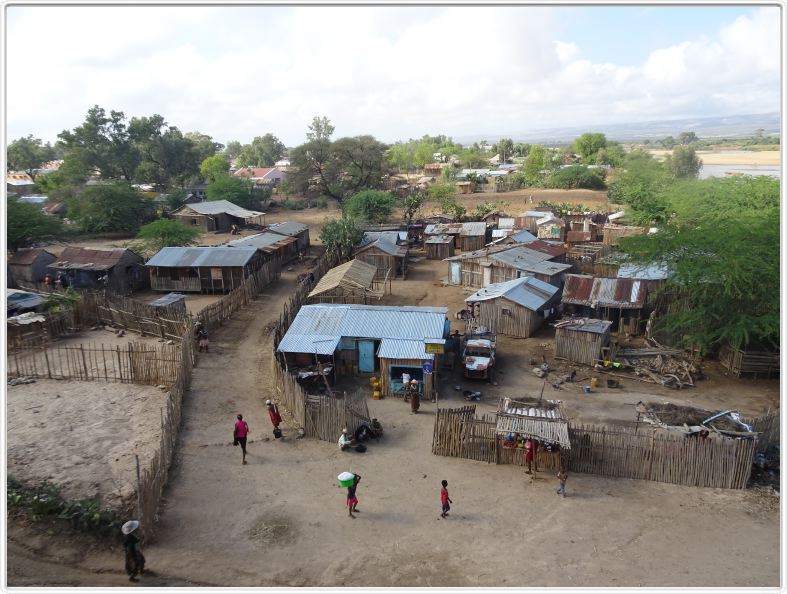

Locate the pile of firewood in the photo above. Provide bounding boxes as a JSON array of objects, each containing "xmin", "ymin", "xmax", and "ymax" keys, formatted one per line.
[{"xmin": 625, "ymin": 353, "xmax": 701, "ymax": 389}]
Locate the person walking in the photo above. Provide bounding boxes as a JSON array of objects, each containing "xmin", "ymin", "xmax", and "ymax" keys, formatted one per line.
[
  {"xmin": 440, "ymin": 480, "xmax": 453, "ymax": 519},
  {"xmin": 266, "ymin": 400, "xmax": 283, "ymax": 438},
  {"xmin": 233, "ymin": 414, "xmax": 250, "ymax": 464},
  {"xmin": 197, "ymin": 325, "xmax": 209, "ymax": 353},
  {"xmin": 347, "ymin": 474, "xmax": 361, "ymax": 518},
  {"xmin": 121, "ymin": 520, "xmax": 145, "ymax": 582},
  {"xmin": 409, "ymin": 379, "xmax": 420, "ymax": 414},
  {"xmin": 556, "ymin": 466, "xmax": 568, "ymax": 497}
]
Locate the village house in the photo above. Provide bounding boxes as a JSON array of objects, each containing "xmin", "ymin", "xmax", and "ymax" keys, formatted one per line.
[
  {"xmin": 354, "ymin": 238, "xmax": 408, "ymax": 280},
  {"xmin": 8, "ymin": 248, "xmax": 57, "ymax": 284},
  {"xmin": 146, "ymin": 246, "xmax": 265, "ymax": 293},
  {"xmin": 234, "ymin": 166, "xmax": 287, "ymax": 187},
  {"xmin": 226, "ymin": 231, "xmax": 299, "ymax": 264},
  {"xmin": 464, "ymin": 276, "xmax": 560, "ymax": 338},
  {"xmin": 267, "ymin": 221, "xmax": 310, "ymax": 252},
  {"xmin": 423, "ymin": 163, "xmax": 444, "ymax": 177},
  {"xmin": 425, "ymin": 235, "xmax": 455, "ymax": 260},
  {"xmin": 307, "ymin": 259, "xmax": 380, "ymax": 304},
  {"xmin": 182, "ymin": 182, "xmax": 208, "ymax": 201},
  {"xmin": 515, "ymin": 209, "xmax": 553, "ymax": 234},
  {"xmin": 361, "ymin": 230, "xmax": 408, "ymax": 246},
  {"xmin": 48, "ymin": 247, "xmax": 147, "ymax": 293},
  {"xmin": 490, "ymin": 228, "xmax": 538, "ymax": 246},
  {"xmin": 424, "ymin": 222, "xmax": 486, "ymax": 251},
  {"xmin": 536, "ymin": 213, "xmax": 566, "ymax": 241},
  {"xmin": 560, "ymin": 273, "xmax": 649, "ymax": 334},
  {"xmin": 148, "ymin": 292, "xmax": 187, "ymax": 315},
  {"xmin": 446, "ymin": 245, "xmax": 572, "ymax": 288},
  {"xmin": 6, "ymin": 172, "xmax": 35, "ymax": 196},
  {"xmin": 554, "ymin": 318, "xmax": 613, "ymax": 366},
  {"xmin": 602, "ymin": 224, "xmax": 647, "ymax": 246},
  {"xmin": 276, "ymin": 304, "xmax": 448, "ymax": 398},
  {"xmin": 455, "ymin": 181, "xmax": 475, "ymax": 194},
  {"xmin": 171, "ymin": 200, "xmax": 266, "ymax": 232},
  {"xmin": 481, "ymin": 210, "xmax": 505, "ymax": 228}
]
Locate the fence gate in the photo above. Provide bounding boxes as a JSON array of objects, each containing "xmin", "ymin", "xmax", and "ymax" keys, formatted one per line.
[{"xmin": 432, "ymin": 405, "xmax": 476, "ymax": 457}]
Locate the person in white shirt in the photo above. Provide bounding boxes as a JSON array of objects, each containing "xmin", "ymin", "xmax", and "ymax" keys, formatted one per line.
[{"xmin": 338, "ymin": 428, "xmax": 354, "ymax": 451}]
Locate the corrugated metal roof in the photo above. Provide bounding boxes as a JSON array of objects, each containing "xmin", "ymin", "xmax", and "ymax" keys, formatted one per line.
[
  {"xmin": 617, "ymin": 263, "xmax": 670, "ymax": 280},
  {"xmin": 424, "ymin": 223, "xmax": 463, "ymax": 235},
  {"xmin": 377, "ymin": 338, "xmax": 442, "ymax": 360},
  {"xmin": 511, "ymin": 230, "xmax": 537, "ymax": 243},
  {"xmin": 308, "ymin": 259, "xmax": 377, "ymax": 297},
  {"xmin": 566, "ymin": 231, "xmax": 592, "ymax": 243},
  {"xmin": 8, "ymin": 248, "xmax": 56, "ymax": 266},
  {"xmin": 268, "ymin": 221, "xmax": 308, "ymax": 237},
  {"xmin": 495, "ymin": 416, "xmax": 571, "ymax": 448},
  {"xmin": 178, "ymin": 200, "xmax": 265, "ymax": 218},
  {"xmin": 356, "ymin": 238, "xmax": 406, "ymax": 257},
  {"xmin": 149, "ymin": 293, "xmax": 186, "ymax": 307},
  {"xmin": 525, "ymin": 240, "xmax": 567, "ymax": 258},
  {"xmin": 277, "ymin": 304, "xmax": 447, "ymax": 355},
  {"xmin": 460, "ymin": 222, "xmax": 486, "ymax": 236},
  {"xmin": 466, "ymin": 276, "xmax": 559, "ymax": 311},
  {"xmin": 594, "ymin": 277, "xmax": 647, "ymax": 308},
  {"xmin": 50, "ymin": 247, "xmax": 138, "ymax": 271},
  {"xmin": 491, "ymin": 229, "xmax": 513, "ymax": 239},
  {"xmin": 425, "ymin": 234, "xmax": 453, "ymax": 244},
  {"xmin": 498, "ymin": 217, "xmax": 515, "ymax": 229},
  {"xmin": 146, "ymin": 246, "xmax": 258, "ymax": 268},
  {"xmin": 555, "ymin": 318, "xmax": 613, "ymax": 335},
  {"xmin": 520, "ymin": 210, "xmax": 548, "ymax": 218},
  {"xmin": 227, "ymin": 232, "xmax": 298, "ymax": 251},
  {"xmin": 562, "ymin": 274, "xmax": 595, "ymax": 304},
  {"xmin": 362, "ymin": 231, "xmax": 400, "ymax": 246},
  {"xmin": 7, "ymin": 290, "xmax": 45, "ymax": 311}
]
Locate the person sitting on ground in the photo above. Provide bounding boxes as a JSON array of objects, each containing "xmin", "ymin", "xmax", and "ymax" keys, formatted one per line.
[
  {"xmin": 354, "ymin": 422, "xmax": 372, "ymax": 443},
  {"xmin": 338, "ymin": 428, "xmax": 355, "ymax": 451},
  {"xmin": 369, "ymin": 417, "xmax": 383, "ymax": 439}
]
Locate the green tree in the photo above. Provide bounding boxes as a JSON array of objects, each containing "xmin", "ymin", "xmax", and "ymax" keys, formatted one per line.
[
  {"xmin": 497, "ymin": 138, "xmax": 514, "ymax": 163},
  {"xmin": 134, "ymin": 218, "xmax": 201, "ymax": 254},
  {"xmin": 224, "ymin": 140, "xmax": 243, "ymax": 159},
  {"xmin": 458, "ymin": 147, "xmax": 489, "ymax": 168},
  {"xmin": 7, "ymin": 135, "xmax": 56, "ymax": 181},
  {"xmin": 307, "ymin": 116, "xmax": 335, "ymax": 142},
  {"xmin": 206, "ymin": 175, "xmax": 256, "ymax": 209},
  {"xmin": 7, "ymin": 198, "xmax": 63, "ymax": 250},
  {"xmin": 513, "ymin": 143, "xmax": 531, "ymax": 157},
  {"xmin": 161, "ymin": 189, "xmax": 189, "ymax": 212},
  {"xmin": 236, "ymin": 133, "xmax": 286, "ymax": 168},
  {"xmin": 129, "ymin": 117, "xmax": 202, "ymax": 188},
  {"xmin": 573, "ymin": 132, "xmax": 607, "ymax": 163},
  {"xmin": 607, "ymin": 150, "xmax": 673, "ymax": 224},
  {"xmin": 185, "ymin": 131, "xmax": 222, "ymax": 164},
  {"xmin": 619, "ymin": 176, "xmax": 779, "ymax": 353},
  {"xmin": 659, "ymin": 136, "xmax": 677, "ymax": 149},
  {"xmin": 595, "ymin": 142, "xmax": 626, "ymax": 168},
  {"xmin": 547, "ymin": 165, "xmax": 606, "ymax": 190},
  {"xmin": 319, "ymin": 216, "xmax": 363, "ymax": 261},
  {"xmin": 523, "ymin": 145, "xmax": 547, "ymax": 178},
  {"xmin": 402, "ymin": 192, "xmax": 425, "ymax": 226},
  {"xmin": 200, "ymin": 155, "xmax": 231, "ymax": 182},
  {"xmin": 666, "ymin": 145, "xmax": 702, "ymax": 179},
  {"xmin": 678, "ymin": 131, "xmax": 698, "ymax": 145},
  {"xmin": 66, "ymin": 183, "xmax": 154, "ymax": 233},
  {"xmin": 342, "ymin": 190, "xmax": 396, "ymax": 224}
]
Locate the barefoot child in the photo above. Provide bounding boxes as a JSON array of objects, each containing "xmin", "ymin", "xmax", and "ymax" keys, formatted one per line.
[
  {"xmin": 556, "ymin": 466, "xmax": 568, "ymax": 497},
  {"xmin": 440, "ymin": 480, "xmax": 453, "ymax": 518},
  {"xmin": 347, "ymin": 474, "xmax": 361, "ymax": 518}
]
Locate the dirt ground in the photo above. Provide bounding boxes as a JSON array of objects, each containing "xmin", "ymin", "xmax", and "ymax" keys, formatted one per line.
[{"xmin": 6, "ymin": 253, "xmax": 780, "ymax": 587}]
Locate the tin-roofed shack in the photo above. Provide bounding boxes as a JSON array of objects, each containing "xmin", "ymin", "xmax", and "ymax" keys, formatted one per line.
[
  {"xmin": 554, "ymin": 318, "xmax": 612, "ymax": 366},
  {"xmin": 8, "ymin": 248, "xmax": 57, "ymax": 284},
  {"xmin": 226, "ymin": 231, "xmax": 299, "ymax": 264},
  {"xmin": 561, "ymin": 274, "xmax": 649, "ymax": 335},
  {"xmin": 307, "ymin": 259, "xmax": 381, "ymax": 304},
  {"xmin": 146, "ymin": 246, "xmax": 264, "ymax": 293},
  {"xmin": 148, "ymin": 292, "xmax": 187, "ymax": 314},
  {"xmin": 267, "ymin": 221, "xmax": 310, "ymax": 253},
  {"xmin": 446, "ymin": 245, "xmax": 572, "ymax": 289},
  {"xmin": 276, "ymin": 304, "xmax": 448, "ymax": 398},
  {"xmin": 354, "ymin": 238, "xmax": 408, "ymax": 280},
  {"xmin": 425, "ymin": 235, "xmax": 454, "ymax": 260},
  {"xmin": 48, "ymin": 247, "xmax": 147, "ymax": 293},
  {"xmin": 464, "ymin": 277, "xmax": 560, "ymax": 338},
  {"xmin": 171, "ymin": 200, "xmax": 266, "ymax": 232}
]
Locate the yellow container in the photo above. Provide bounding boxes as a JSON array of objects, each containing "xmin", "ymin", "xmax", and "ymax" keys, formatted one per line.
[
  {"xmin": 369, "ymin": 377, "xmax": 379, "ymax": 387},
  {"xmin": 590, "ymin": 377, "xmax": 598, "ymax": 389},
  {"xmin": 372, "ymin": 390, "xmax": 381, "ymax": 400}
]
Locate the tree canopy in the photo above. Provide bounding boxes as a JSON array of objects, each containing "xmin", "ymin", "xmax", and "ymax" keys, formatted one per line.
[
  {"xmin": 7, "ymin": 199, "xmax": 63, "ymax": 250},
  {"xmin": 134, "ymin": 218, "xmax": 201, "ymax": 255},
  {"xmin": 666, "ymin": 145, "xmax": 702, "ymax": 179},
  {"xmin": 618, "ymin": 176, "xmax": 779, "ymax": 353},
  {"xmin": 200, "ymin": 155, "xmax": 231, "ymax": 182},
  {"xmin": 342, "ymin": 190, "xmax": 396, "ymax": 224},
  {"xmin": 7, "ymin": 135, "xmax": 56, "ymax": 181},
  {"xmin": 573, "ymin": 132, "xmax": 607, "ymax": 162},
  {"xmin": 547, "ymin": 165, "xmax": 606, "ymax": 190},
  {"xmin": 319, "ymin": 216, "xmax": 363, "ymax": 261},
  {"xmin": 206, "ymin": 175, "xmax": 257, "ymax": 209},
  {"xmin": 607, "ymin": 150, "xmax": 674, "ymax": 224},
  {"xmin": 65, "ymin": 183, "xmax": 154, "ymax": 233},
  {"xmin": 236, "ymin": 134, "xmax": 286, "ymax": 168}
]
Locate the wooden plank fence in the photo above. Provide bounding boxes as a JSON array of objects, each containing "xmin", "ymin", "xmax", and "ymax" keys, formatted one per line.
[
  {"xmin": 745, "ymin": 410, "xmax": 779, "ymax": 451},
  {"xmin": 91, "ymin": 292, "xmax": 190, "ymax": 341},
  {"xmin": 8, "ymin": 341, "xmax": 182, "ymax": 388},
  {"xmin": 432, "ymin": 408, "xmax": 758, "ymax": 489}
]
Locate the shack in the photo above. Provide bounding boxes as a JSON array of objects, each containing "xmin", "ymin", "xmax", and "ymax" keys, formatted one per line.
[
  {"xmin": 602, "ymin": 224, "xmax": 647, "ymax": 246},
  {"xmin": 554, "ymin": 318, "xmax": 612, "ymax": 366},
  {"xmin": 536, "ymin": 214, "xmax": 566, "ymax": 241},
  {"xmin": 276, "ymin": 304, "xmax": 448, "ymax": 398},
  {"xmin": 497, "ymin": 397, "xmax": 571, "ymax": 467},
  {"xmin": 424, "ymin": 223, "xmax": 463, "ymax": 248},
  {"xmin": 48, "ymin": 247, "xmax": 147, "ymax": 293},
  {"xmin": 307, "ymin": 259, "xmax": 381, "ymax": 304},
  {"xmin": 355, "ymin": 238, "xmax": 408, "ymax": 280},
  {"xmin": 561, "ymin": 274, "xmax": 648, "ymax": 335},
  {"xmin": 226, "ymin": 231, "xmax": 299, "ymax": 264},
  {"xmin": 8, "ymin": 248, "xmax": 57, "ymax": 284},
  {"xmin": 446, "ymin": 245, "xmax": 572, "ymax": 288},
  {"xmin": 171, "ymin": 200, "xmax": 266, "ymax": 232},
  {"xmin": 515, "ymin": 210, "xmax": 552, "ymax": 234},
  {"xmin": 464, "ymin": 277, "xmax": 560, "ymax": 338},
  {"xmin": 425, "ymin": 235, "xmax": 454, "ymax": 260},
  {"xmin": 361, "ymin": 230, "xmax": 408, "ymax": 246},
  {"xmin": 267, "ymin": 221, "xmax": 310, "ymax": 253},
  {"xmin": 459, "ymin": 222, "xmax": 487, "ymax": 252},
  {"xmin": 7, "ymin": 289, "xmax": 47, "ymax": 316},
  {"xmin": 146, "ymin": 246, "xmax": 264, "ymax": 293},
  {"xmin": 148, "ymin": 293, "xmax": 187, "ymax": 314}
]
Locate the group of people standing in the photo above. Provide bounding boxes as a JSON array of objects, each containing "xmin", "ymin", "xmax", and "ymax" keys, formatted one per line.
[{"xmin": 43, "ymin": 271, "xmax": 73, "ymax": 290}]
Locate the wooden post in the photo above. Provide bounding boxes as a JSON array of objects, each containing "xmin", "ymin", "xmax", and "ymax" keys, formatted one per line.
[
  {"xmin": 43, "ymin": 347, "xmax": 52, "ymax": 379},
  {"xmin": 135, "ymin": 454, "xmax": 143, "ymax": 537},
  {"xmin": 80, "ymin": 345, "xmax": 89, "ymax": 380}
]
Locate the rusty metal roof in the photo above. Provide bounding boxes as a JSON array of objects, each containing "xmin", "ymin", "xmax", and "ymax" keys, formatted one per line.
[
  {"xmin": 424, "ymin": 223, "xmax": 463, "ymax": 235},
  {"xmin": 566, "ymin": 231, "xmax": 592, "ymax": 243},
  {"xmin": 562, "ymin": 274, "xmax": 647, "ymax": 309},
  {"xmin": 50, "ymin": 247, "xmax": 139, "ymax": 271},
  {"xmin": 562, "ymin": 274, "xmax": 595, "ymax": 304},
  {"xmin": 8, "ymin": 248, "xmax": 56, "ymax": 266},
  {"xmin": 525, "ymin": 240, "xmax": 567, "ymax": 258}
]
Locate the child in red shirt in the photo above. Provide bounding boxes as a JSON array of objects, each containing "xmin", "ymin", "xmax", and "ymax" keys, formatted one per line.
[{"xmin": 440, "ymin": 480, "xmax": 453, "ymax": 518}]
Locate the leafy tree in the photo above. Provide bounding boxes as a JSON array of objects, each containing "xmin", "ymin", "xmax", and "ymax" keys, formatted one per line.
[
  {"xmin": 573, "ymin": 132, "xmax": 607, "ymax": 163},
  {"xmin": 134, "ymin": 218, "xmax": 201, "ymax": 254},
  {"xmin": 618, "ymin": 176, "xmax": 779, "ymax": 353},
  {"xmin": 471, "ymin": 201, "xmax": 504, "ymax": 220},
  {"xmin": 659, "ymin": 136, "xmax": 677, "ymax": 149},
  {"xmin": 206, "ymin": 175, "xmax": 256, "ymax": 208},
  {"xmin": 666, "ymin": 145, "xmax": 702, "ymax": 179},
  {"xmin": 342, "ymin": 190, "xmax": 396, "ymax": 224},
  {"xmin": 185, "ymin": 131, "xmax": 222, "ymax": 164},
  {"xmin": 607, "ymin": 150, "xmax": 673, "ymax": 224},
  {"xmin": 595, "ymin": 142, "xmax": 626, "ymax": 168},
  {"xmin": 7, "ymin": 135, "xmax": 56, "ymax": 181},
  {"xmin": 307, "ymin": 116, "xmax": 335, "ymax": 142},
  {"xmin": 497, "ymin": 138, "xmax": 514, "ymax": 163},
  {"xmin": 7, "ymin": 198, "xmax": 64, "ymax": 250},
  {"xmin": 458, "ymin": 147, "xmax": 489, "ymax": 168},
  {"xmin": 426, "ymin": 183, "xmax": 456, "ymax": 204},
  {"xmin": 547, "ymin": 165, "xmax": 606, "ymax": 190},
  {"xmin": 678, "ymin": 131, "xmax": 698, "ymax": 145},
  {"xmin": 66, "ymin": 183, "xmax": 153, "ymax": 233},
  {"xmin": 523, "ymin": 145, "xmax": 547, "ymax": 178},
  {"xmin": 513, "ymin": 143, "xmax": 531, "ymax": 157},
  {"xmin": 331, "ymin": 136, "xmax": 388, "ymax": 194},
  {"xmin": 402, "ymin": 192, "xmax": 425, "ymax": 226},
  {"xmin": 161, "ymin": 189, "xmax": 190, "ymax": 212},
  {"xmin": 441, "ymin": 199, "xmax": 466, "ymax": 222},
  {"xmin": 236, "ymin": 133, "xmax": 286, "ymax": 168},
  {"xmin": 319, "ymin": 216, "xmax": 363, "ymax": 261},
  {"xmin": 129, "ymin": 116, "xmax": 201, "ymax": 188},
  {"xmin": 200, "ymin": 155, "xmax": 231, "ymax": 182},
  {"xmin": 224, "ymin": 140, "xmax": 243, "ymax": 159}
]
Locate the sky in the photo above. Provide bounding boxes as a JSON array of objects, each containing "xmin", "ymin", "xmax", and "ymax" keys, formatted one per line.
[{"xmin": 5, "ymin": 4, "xmax": 781, "ymax": 147}]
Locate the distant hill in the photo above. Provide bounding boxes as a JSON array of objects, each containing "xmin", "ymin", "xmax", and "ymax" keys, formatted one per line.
[{"xmin": 455, "ymin": 113, "xmax": 780, "ymax": 145}]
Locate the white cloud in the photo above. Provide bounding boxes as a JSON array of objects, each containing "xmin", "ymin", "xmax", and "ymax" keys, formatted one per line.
[{"xmin": 5, "ymin": 6, "xmax": 780, "ymax": 146}]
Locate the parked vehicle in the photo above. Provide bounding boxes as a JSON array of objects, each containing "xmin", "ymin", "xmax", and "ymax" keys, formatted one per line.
[{"xmin": 462, "ymin": 332, "xmax": 496, "ymax": 381}]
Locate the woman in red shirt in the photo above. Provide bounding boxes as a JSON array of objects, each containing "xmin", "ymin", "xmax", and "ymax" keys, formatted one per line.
[{"xmin": 234, "ymin": 414, "xmax": 250, "ymax": 464}]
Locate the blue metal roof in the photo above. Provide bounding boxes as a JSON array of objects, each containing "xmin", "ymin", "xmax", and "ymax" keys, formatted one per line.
[
  {"xmin": 466, "ymin": 277, "xmax": 559, "ymax": 311},
  {"xmin": 268, "ymin": 221, "xmax": 308, "ymax": 237},
  {"xmin": 146, "ymin": 246, "xmax": 258, "ymax": 268}
]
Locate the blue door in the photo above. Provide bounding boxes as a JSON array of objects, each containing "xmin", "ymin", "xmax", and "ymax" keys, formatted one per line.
[{"xmin": 358, "ymin": 340, "xmax": 375, "ymax": 373}]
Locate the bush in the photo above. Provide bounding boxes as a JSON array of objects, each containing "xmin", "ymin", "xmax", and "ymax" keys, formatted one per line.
[
  {"xmin": 316, "ymin": 196, "xmax": 329, "ymax": 209},
  {"xmin": 65, "ymin": 183, "xmax": 154, "ymax": 234},
  {"xmin": 342, "ymin": 190, "xmax": 396, "ymax": 224},
  {"xmin": 547, "ymin": 165, "xmax": 606, "ymax": 190}
]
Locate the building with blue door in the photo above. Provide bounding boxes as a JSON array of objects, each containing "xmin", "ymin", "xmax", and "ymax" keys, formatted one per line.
[{"xmin": 276, "ymin": 304, "xmax": 448, "ymax": 398}]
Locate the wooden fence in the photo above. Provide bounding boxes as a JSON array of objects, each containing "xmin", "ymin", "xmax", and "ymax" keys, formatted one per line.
[
  {"xmin": 90, "ymin": 292, "xmax": 191, "ymax": 340},
  {"xmin": 745, "ymin": 410, "xmax": 780, "ymax": 451},
  {"xmin": 196, "ymin": 259, "xmax": 281, "ymax": 334},
  {"xmin": 432, "ymin": 408, "xmax": 758, "ymax": 489},
  {"xmin": 7, "ymin": 341, "xmax": 182, "ymax": 387}
]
